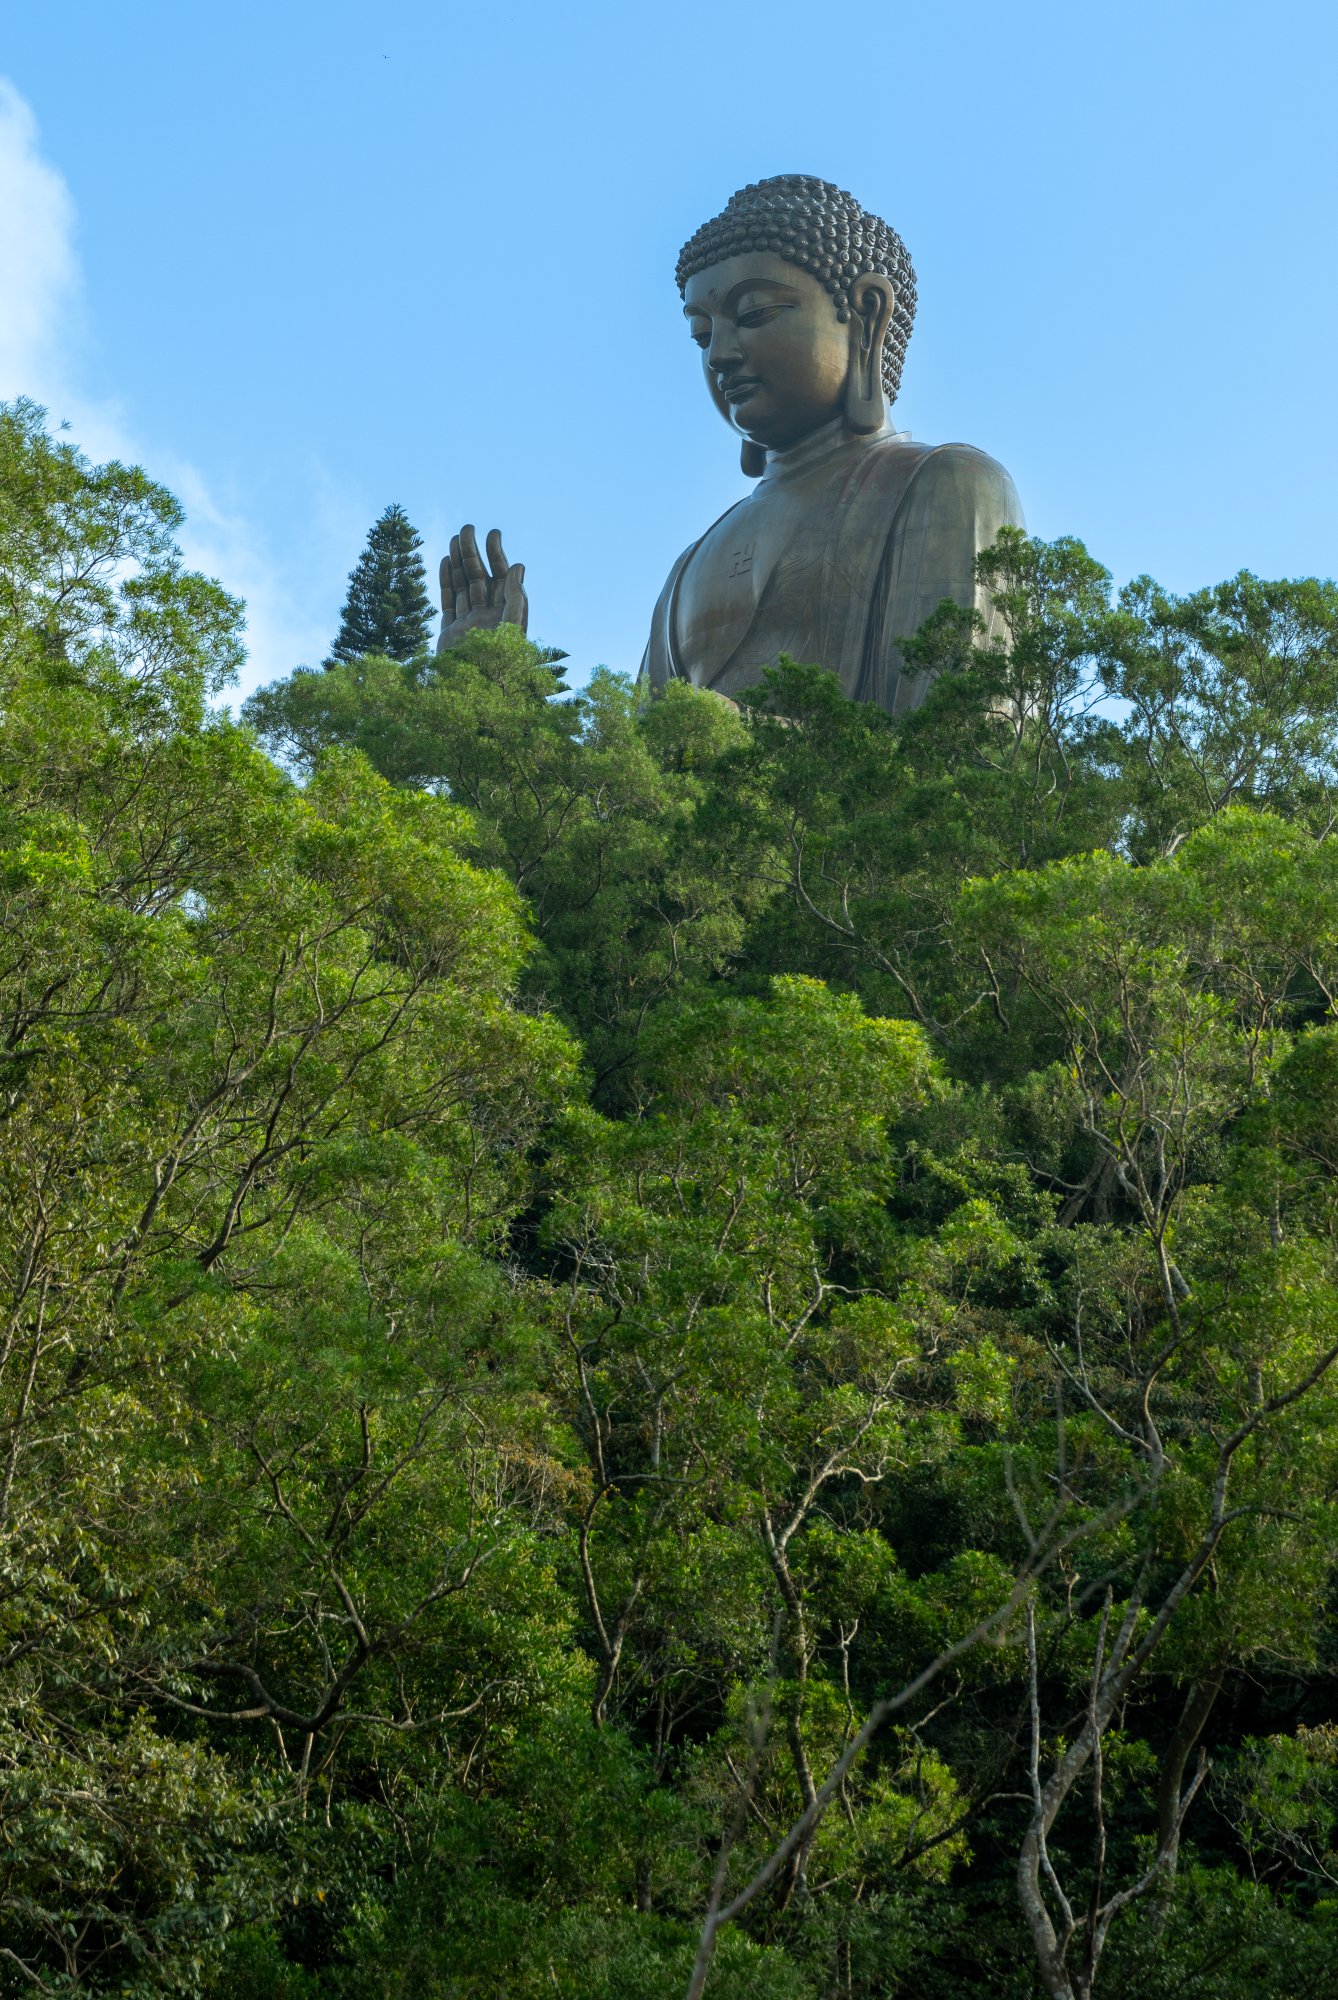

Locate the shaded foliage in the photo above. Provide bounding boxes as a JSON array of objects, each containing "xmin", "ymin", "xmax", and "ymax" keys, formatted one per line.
[{"xmin": 2, "ymin": 400, "xmax": 1337, "ymax": 1997}]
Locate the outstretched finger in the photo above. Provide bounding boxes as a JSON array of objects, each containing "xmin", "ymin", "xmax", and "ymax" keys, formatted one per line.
[
  {"xmin": 459, "ymin": 524, "xmax": 490, "ymax": 608},
  {"xmin": 448, "ymin": 534, "xmax": 471, "ymax": 620},
  {"xmin": 485, "ymin": 528, "xmax": 510, "ymax": 587},
  {"xmin": 438, "ymin": 552, "xmax": 454, "ymax": 616}
]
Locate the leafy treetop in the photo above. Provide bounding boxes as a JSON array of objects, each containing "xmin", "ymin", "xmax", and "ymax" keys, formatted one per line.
[{"xmin": 326, "ymin": 501, "xmax": 434, "ymax": 666}]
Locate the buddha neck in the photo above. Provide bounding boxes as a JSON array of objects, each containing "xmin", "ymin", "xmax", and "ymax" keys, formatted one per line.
[{"xmin": 758, "ymin": 415, "xmax": 907, "ymax": 485}]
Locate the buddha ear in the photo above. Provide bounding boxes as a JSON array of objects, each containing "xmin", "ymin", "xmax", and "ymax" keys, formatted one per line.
[{"xmin": 844, "ymin": 273, "xmax": 895, "ymax": 435}]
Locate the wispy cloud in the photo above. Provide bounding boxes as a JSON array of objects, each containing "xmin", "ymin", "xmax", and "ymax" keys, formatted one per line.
[
  {"xmin": 0, "ymin": 79, "xmax": 79, "ymax": 390},
  {"xmin": 0, "ymin": 77, "xmax": 337, "ymax": 698}
]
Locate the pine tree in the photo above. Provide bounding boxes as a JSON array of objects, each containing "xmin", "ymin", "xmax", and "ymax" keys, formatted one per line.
[{"xmin": 326, "ymin": 503, "xmax": 434, "ymax": 665}]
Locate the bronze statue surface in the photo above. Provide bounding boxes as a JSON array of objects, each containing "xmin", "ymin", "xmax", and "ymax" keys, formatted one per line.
[{"xmin": 438, "ymin": 174, "xmax": 1021, "ymax": 714}]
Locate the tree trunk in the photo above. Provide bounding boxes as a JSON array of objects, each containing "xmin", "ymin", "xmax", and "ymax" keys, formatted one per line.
[{"xmin": 1150, "ymin": 1673, "xmax": 1221, "ymax": 1929}]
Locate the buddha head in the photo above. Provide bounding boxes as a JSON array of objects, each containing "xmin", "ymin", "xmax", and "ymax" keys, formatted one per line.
[{"xmin": 677, "ymin": 176, "xmax": 917, "ymax": 469}]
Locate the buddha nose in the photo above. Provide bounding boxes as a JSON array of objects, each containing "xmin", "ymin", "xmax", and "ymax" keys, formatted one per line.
[{"xmin": 707, "ymin": 321, "xmax": 744, "ymax": 372}]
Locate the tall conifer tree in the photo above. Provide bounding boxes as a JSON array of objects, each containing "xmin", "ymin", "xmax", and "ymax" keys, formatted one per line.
[{"xmin": 326, "ymin": 503, "xmax": 434, "ymax": 665}]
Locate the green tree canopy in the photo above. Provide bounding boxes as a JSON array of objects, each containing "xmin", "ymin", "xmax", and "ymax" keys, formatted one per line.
[
  {"xmin": 326, "ymin": 500, "xmax": 434, "ymax": 664},
  {"xmin": 4, "ymin": 398, "xmax": 1338, "ymax": 2000}
]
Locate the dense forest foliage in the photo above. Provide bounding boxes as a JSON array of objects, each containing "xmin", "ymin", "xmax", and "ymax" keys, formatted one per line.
[{"xmin": 3, "ymin": 397, "xmax": 1338, "ymax": 1998}]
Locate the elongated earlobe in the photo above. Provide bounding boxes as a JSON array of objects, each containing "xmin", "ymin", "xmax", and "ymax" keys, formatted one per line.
[
  {"xmin": 740, "ymin": 439, "xmax": 767, "ymax": 477},
  {"xmin": 844, "ymin": 357, "xmax": 885, "ymax": 434},
  {"xmin": 844, "ymin": 277, "xmax": 894, "ymax": 435}
]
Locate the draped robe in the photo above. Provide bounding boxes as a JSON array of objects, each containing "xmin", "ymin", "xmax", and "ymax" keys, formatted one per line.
[{"xmin": 640, "ymin": 419, "xmax": 1022, "ymax": 714}]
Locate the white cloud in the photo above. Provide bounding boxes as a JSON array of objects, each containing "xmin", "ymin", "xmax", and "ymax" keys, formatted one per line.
[
  {"xmin": 0, "ymin": 79, "xmax": 79, "ymax": 391},
  {"xmin": 0, "ymin": 77, "xmax": 332, "ymax": 698}
]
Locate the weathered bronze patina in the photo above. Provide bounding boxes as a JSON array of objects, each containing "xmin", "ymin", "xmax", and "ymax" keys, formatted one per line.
[
  {"xmin": 438, "ymin": 174, "xmax": 1021, "ymax": 713},
  {"xmin": 436, "ymin": 525, "xmax": 527, "ymax": 654}
]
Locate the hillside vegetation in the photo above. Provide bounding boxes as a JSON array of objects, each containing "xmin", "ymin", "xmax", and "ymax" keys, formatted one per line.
[{"xmin": 3, "ymin": 399, "xmax": 1338, "ymax": 1998}]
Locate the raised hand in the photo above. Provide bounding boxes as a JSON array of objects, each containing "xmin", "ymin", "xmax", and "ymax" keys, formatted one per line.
[{"xmin": 437, "ymin": 524, "xmax": 528, "ymax": 652}]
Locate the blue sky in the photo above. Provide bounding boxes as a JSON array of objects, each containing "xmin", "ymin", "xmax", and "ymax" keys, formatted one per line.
[{"xmin": 2, "ymin": 0, "xmax": 1335, "ymax": 698}]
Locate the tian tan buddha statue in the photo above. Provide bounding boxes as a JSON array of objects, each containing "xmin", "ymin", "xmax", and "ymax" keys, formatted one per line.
[{"xmin": 437, "ymin": 174, "xmax": 1022, "ymax": 716}]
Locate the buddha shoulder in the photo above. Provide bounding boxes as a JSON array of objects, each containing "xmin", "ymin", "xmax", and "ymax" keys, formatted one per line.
[{"xmin": 882, "ymin": 437, "xmax": 1023, "ymax": 533}]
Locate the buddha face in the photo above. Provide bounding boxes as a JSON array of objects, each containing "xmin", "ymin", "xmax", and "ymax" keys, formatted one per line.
[{"xmin": 683, "ymin": 252, "xmax": 857, "ymax": 452}]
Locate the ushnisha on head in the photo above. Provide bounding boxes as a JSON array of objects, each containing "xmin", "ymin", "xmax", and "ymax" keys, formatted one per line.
[{"xmin": 678, "ymin": 176, "xmax": 918, "ymax": 472}]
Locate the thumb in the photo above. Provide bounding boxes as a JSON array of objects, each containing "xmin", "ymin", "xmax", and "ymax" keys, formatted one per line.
[{"xmin": 501, "ymin": 562, "xmax": 528, "ymax": 630}]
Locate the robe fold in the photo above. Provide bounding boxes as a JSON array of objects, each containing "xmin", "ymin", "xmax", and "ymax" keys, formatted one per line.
[{"xmin": 639, "ymin": 420, "xmax": 1023, "ymax": 715}]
